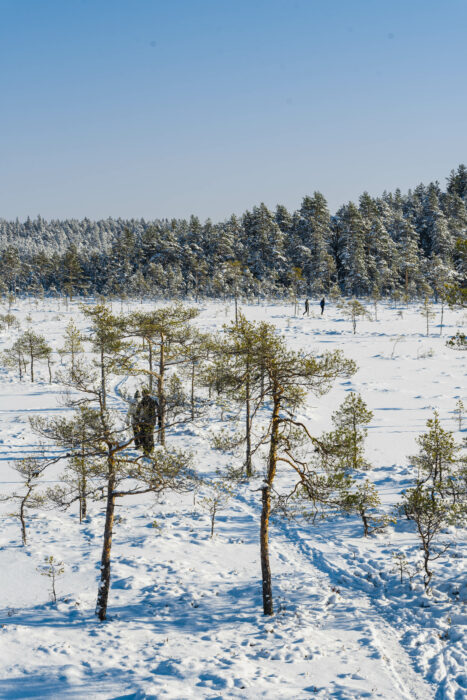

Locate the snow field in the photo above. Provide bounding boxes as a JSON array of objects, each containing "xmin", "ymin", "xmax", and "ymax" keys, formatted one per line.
[{"xmin": 0, "ymin": 297, "xmax": 465, "ymax": 699}]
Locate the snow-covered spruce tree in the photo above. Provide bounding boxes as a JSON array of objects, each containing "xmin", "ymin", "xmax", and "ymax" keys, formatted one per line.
[
  {"xmin": 243, "ymin": 203, "xmax": 286, "ymax": 286},
  {"xmin": 295, "ymin": 192, "xmax": 335, "ymax": 294},
  {"xmin": 125, "ymin": 304, "xmax": 199, "ymax": 445},
  {"xmin": 401, "ymin": 412, "xmax": 466, "ymax": 589},
  {"xmin": 32, "ymin": 362, "xmax": 195, "ymax": 621},
  {"xmin": 61, "ymin": 244, "xmax": 87, "ymax": 301},
  {"xmin": 445, "ymin": 237, "xmax": 467, "ymax": 309},
  {"xmin": 335, "ymin": 202, "xmax": 369, "ymax": 296}
]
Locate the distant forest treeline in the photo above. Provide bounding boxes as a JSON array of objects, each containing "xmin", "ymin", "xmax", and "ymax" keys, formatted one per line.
[{"xmin": 1, "ymin": 164, "xmax": 466, "ymax": 300}]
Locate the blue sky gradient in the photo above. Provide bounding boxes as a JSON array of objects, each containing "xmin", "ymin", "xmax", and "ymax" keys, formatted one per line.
[{"xmin": 0, "ymin": 0, "xmax": 466, "ymax": 220}]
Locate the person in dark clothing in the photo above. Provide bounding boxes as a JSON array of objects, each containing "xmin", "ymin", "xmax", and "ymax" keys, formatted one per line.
[
  {"xmin": 128, "ymin": 390, "xmax": 142, "ymax": 448},
  {"xmin": 320, "ymin": 297, "xmax": 325, "ymax": 315},
  {"xmin": 303, "ymin": 298, "xmax": 310, "ymax": 316},
  {"xmin": 136, "ymin": 387, "xmax": 158, "ymax": 455}
]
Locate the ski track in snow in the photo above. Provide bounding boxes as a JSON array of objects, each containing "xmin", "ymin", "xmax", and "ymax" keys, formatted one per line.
[{"xmin": 0, "ymin": 298, "xmax": 466, "ymax": 699}]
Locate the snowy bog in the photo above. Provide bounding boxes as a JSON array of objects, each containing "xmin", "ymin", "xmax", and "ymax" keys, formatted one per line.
[{"xmin": 0, "ymin": 297, "xmax": 466, "ymax": 700}]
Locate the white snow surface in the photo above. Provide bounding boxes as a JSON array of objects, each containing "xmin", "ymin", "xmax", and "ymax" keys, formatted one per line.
[{"xmin": 0, "ymin": 298, "xmax": 466, "ymax": 699}]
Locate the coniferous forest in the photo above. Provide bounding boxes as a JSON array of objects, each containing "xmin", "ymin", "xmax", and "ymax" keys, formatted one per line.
[{"xmin": 1, "ymin": 164, "xmax": 466, "ymax": 302}]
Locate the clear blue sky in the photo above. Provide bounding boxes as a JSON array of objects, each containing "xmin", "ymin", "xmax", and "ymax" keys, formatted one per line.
[{"xmin": 0, "ymin": 0, "xmax": 466, "ymax": 221}]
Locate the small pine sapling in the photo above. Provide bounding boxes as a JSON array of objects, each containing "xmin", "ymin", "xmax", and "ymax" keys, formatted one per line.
[
  {"xmin": 324, "ymin": 392, "xmax": 374, "ymax": 472},
  {"xmin": 199, "ymin": 481, "xmax": 233, "ymax": 538},
  {"xmin": 340, "ymin": 480, "xmax": 391, "ymax": 537},
  {"xmin": 59, "ymin": 319, "xmax": 85, "ymax": 373},
  {"xmin": 401, "ymin": 412, "xmax": 466, "ymax": 589},
  {"xmin": 338, "ymin": 299, "xmax": 371, "ymax": 334},
  {"xmin": 0, "ymin": 458, "xmax": 47, "ymax": 545},
  {"xmin": 446, "ymin": 331, "xmax": 467, "ymax": 350},
  {"xmin": 37, "ymin": 555, "xmax": 65, "ymax": 604},
  {"xmin": 453, "ymin": 399, "xmax": 464, "ymax": 431},
  {"xmin": 420, "ymin": 297, "xmax": 435, "ymax": 337},
  {"xmin": 391, "ymin": 552, "xmax": 422, "ymax": 586},
  {"xmin": 401, "ymin": 486, "xmax": 459, "ymax": 590}
]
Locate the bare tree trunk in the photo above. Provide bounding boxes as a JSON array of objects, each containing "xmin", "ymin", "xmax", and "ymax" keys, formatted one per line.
[
  {"xmin": 260, "ymin": 390, "xmax": 279, "ymax": 615},
  {"xmin": 79, "ymin": 451, "xmax": 87, "ymax": 523},
  {"xmin": 19, "ymin": 495, "xmax": 28, "ymax": 545},
  {"xmin": 158, "ymin": 337, "xmax": 166, "ymax": 446},
  {"xmin": 245, "ymin": 366, "xmax": 252, "ymax": 478},
  {"xmin": 191, "ymin": 360, "xmax": 195, "ymax": 421},
  {"xmin": 361, "ymin": 511, "xmax": 369, "ymax": 537},
  {"xmin": 148, "ymin": 341, "xmax": 153, "ymax": 392},
  {"xmin": 96, "ymin": 463, "xmax": 116, "ymax": 621},
  {"xmin": 210, "ymin": 505, "xmax": 217, "ymax": 538},
  {"xmin": 100, "ymin": 349, "xmax": 106, "ymax": 409}
]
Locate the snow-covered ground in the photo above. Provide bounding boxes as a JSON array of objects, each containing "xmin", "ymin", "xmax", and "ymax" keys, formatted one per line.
[{"xmin": 0, "ymin": 297, "xmax": 466, "ymax": 700}]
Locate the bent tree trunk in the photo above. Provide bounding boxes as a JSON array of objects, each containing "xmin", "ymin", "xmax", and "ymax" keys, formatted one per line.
[
  {"xmin": 260, "ymin": 388, "xmax": 280, "ymax": 615},
  {"xmin": 96, "ymin": 463, "xmax": 116, "ymax": 621}
]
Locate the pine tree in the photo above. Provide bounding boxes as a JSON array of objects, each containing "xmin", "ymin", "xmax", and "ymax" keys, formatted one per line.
[
  {"xmin": 13, "ymin": 330, "xmax": 52, "ymax": 382},
  {"xmin": 338, "ymin": 299, "xmax": 371, "ymax": 334},
  {"xmin": 32, "ymin": 364, "xmax": 195, "ymax": 621},
  {"xmin": 0, "ymin": 458, "xmax": 48, "ymax": 545},
  {"xmin": 81, "ymin": 303, "xmax": 129, "ymax": 410},
  {"xmin": 59, "ymin": 320, "xmax": 85, "ymax": 374},
  {"xmin": 323, "ymin": 392, "xmax": 374, "ymax": 472},
  {"xmin": 222, "ymin": 319, "xmax": 356, "ymax": 614},
  {"xmin": 126, "ymin": 305, "xmax": 199, "ymax": 445}
]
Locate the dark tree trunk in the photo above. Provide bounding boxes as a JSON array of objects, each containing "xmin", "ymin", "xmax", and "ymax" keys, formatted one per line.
[
  {"xmin": 100, "ymin": 349, "xmax": 106, "ymax": 410},
  {"xmin": 158, "ymin": 337, "xmax": 166, "ymax": 446},
  {"xmin": 260, "ymin": 390, "xmax": 280, "ymax": 615},
  {"xmin": 245, "ymin": 366, "xmax": 252, "ymax": 478},
  {"xmin": 95, "ymin": 463, "xmax": 116, "ymax": 621},
  {"xmin": 191, "ymin": 360, "xmax": 195, "ymax": 421},
  {"xmin": 148, "ymin": 341, "xmax": 153, "ymax": 392}
]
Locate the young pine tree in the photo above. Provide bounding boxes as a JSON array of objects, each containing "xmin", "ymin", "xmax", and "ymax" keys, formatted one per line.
[
  {"xmin": 0, "ymin": 458, "xmax": 48, "ymax": 545},
  {"xmin": 323, "ymin": 392, "xmax": 374, "ymax": 472},
  {"xmin": 402, "ymin": 412, "xmax": 466, "ymax": 589}
]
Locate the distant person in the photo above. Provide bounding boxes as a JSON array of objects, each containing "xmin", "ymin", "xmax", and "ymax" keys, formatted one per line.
[
  {"xmin": 127, "ymin": 390, "xmax": 142, "ymax": 448},
  {"xmin": 136, "ymin": 387, "xmax": 158, "ymax": 455},
  {"xmin": 320, "ymin": 297, "xmax": 326, "ymax": 315},
  {"xmin": 303, "ymin": 298, "xmax": 310, "ymax": 316}
]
